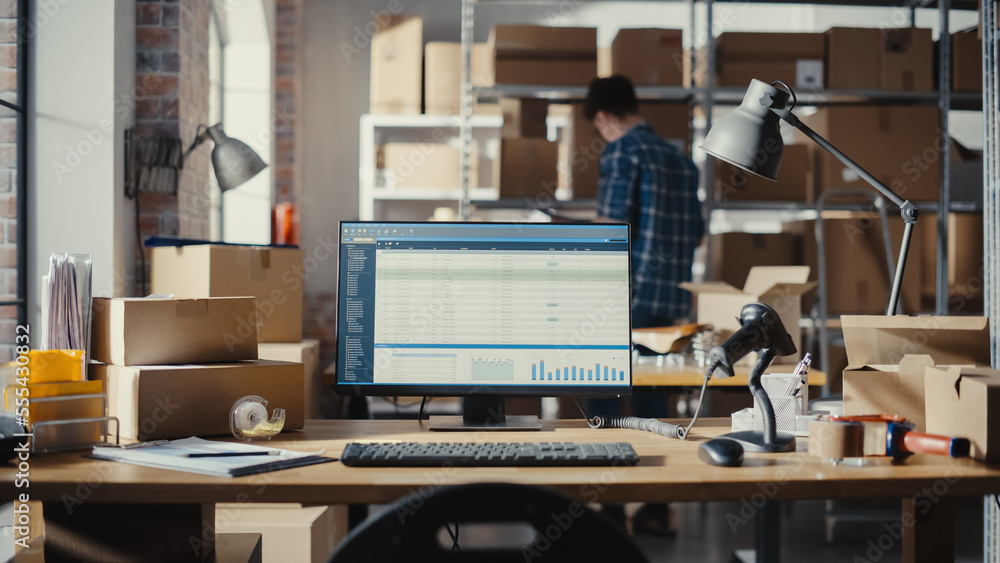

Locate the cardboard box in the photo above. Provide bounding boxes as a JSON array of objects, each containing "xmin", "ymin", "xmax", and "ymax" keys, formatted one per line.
[
  {"xmin": 423, "ymin": 42, "xmax": 494, "ymax": 115},
  {"xmin": 91, "ymin": 297, "xmax": 258, "ymax": 366},
  {"xmin": 381, "ymin": 143, "xmax": 478, "ymax": 189},
  {"xmin": 151, "ymin": 245, "xmax": 304, "ymax": 343},
  {"xmin": 489, "ymin": 25, "xmax": 597, "ymax": 86},
  {"xmin": 495, "ymin": 138, "xmax": 558, "ymax": 199},
  {"xmin": 258, "ymin": 339, "xmax": 321, "ymax": 419},
  {"xmin": 715, "ymin": 144, "xmax": 811, "ymax": 202},
  {"xmin": 90, "ymin": 360, "xmax": 305, "ymax": 440},
  {"xmin": 216, "ymin": 504, "xmax": 347, "ymax": 563},
  {"xmin": 952, "ymin": 28, "xmax": 982, "ymax": 91},
  {"xmin": 925, "ymin": 366, "xmax": 1000, "ymax": 462},
  {"xmin": 560, "ymin": 103, "xmax": 689, "ymax": 199},
  {"xmin": 501, "ymin": 98, "xmax": 549, "ymax": 138},
  {"xmin": 800, "ymin": 215, "xmax": 924, "ymax": 315},
  {"xmin": 800, "ymin": 106, "xmax": 940, "ymax": 201},
  {"xmin": 881, "ymin": 28, "xmax": 932, "ymax": 91},
  {"xmin": 841, "ymin": 315, "xmax": 990, "ymax": 431},
  {"xmin": 493, "ymin": 59, "xmax": 597, "ymax": 86},
  {"xmin": 680, "ymin": 266, "xmax": 816, "ymax": 364},
  {"xmin": 707, "ymin": 32, "xmax": 825, "ymax": 89},
  {"xmin": 710, "ymin": 232, "xmax": 797, "ymax": 289},
  {"xmin": 597, "ymin": 47, "xmax": 611, "ymax": 78},
  {"xmin": 370, "ymin": 15, "xmax": 422, "ymax": 114},
  {"xmin": 611, "ymin": 28, "xmax": 684, "ymax": 86},
  {"xmin": 825, "ymin": 27, "xmax": 881, "ymax": 89}
]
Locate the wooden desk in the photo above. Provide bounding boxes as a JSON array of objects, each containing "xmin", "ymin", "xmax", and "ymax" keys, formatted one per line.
[
  {"xmin": 1, "ymin": 418, "xmax": 991, "ymax": 563},
  {"xmin": 632, "ymin": 362, "xmax": 827, "ymax": 387}
]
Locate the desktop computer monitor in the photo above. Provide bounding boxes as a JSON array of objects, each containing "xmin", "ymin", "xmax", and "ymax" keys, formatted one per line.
[{"xmin": 336, "ymin": 221, "xmax": 632, "ymax": 430}]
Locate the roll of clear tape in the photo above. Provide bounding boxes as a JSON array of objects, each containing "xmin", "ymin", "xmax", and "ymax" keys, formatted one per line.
[{"xmin": 231, "ymin": 395, "xmax": 285, "ymax": 441}]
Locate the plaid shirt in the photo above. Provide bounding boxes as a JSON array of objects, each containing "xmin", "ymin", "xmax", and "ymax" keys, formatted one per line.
[{"xmin": 597, "ymin": 123, "xmax": 704, "ymax": 322}]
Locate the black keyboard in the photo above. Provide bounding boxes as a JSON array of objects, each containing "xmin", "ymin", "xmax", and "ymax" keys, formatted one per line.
[{"xmin": 340, "ymin": 441, "xmax": 639, "ymax": 467}]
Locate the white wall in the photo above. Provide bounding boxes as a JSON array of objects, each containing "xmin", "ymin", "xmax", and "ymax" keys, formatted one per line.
[{"xmin": 28, "ymin": 0, "xmax": 135, "ymax": 329}]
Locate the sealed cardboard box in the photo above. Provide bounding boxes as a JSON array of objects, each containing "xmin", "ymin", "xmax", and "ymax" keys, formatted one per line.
[
  {"xmin": 680, "ymin": 266, "xmax": 816, "ymax": 364},
  {"xmin": 925, "ymin": 366, "xmax": 1000, "ymax": 462},
  {"xmin": 715, "ymin": 144, "xmax": 811, "ymax": 202},
  {"xmin": 382, "ymin": 143, "xmax": 478, "ymax": 189},
  {"xmin": 800, "ymin": 106, "xmax": 940, "ymax": 201},
  {"xmin": 216, "ymin": 504, "xmax": 347, "ymax": 563},
  {"xmin": 151, "ymin": 245, "xmax": 304, "ymax": 342},
  {"xmin": 881, "ymin": 28, "xmax": 932, "ymax": 90},
  {"xmin": 825, "ymin": 27, "xmax": 881, "ymax": 89},
  {"xmin": 952, "ymin": 28, "xmax": 982, "ymax": 91},
  {"xmin": 91, "ymin": 297, "xmax": 258, "ymax": 366},
  {"xmin": 611, "ymin": 28, "xmax": 684, "ymax": 86},
  {"xmin": 799, "ymin": 214, "xmax": 924, "ymax": 315},
  {"xmin": 489, "ymin": 25, "xmax": 597, "ymax": 86},
  {"xmin": 370, "ymin": 15, "xmax": 422, "ymax": 114},
  {"xmin": 91, "ymin": 360, "xmax": 305, "ymax": 440},
  {"xmin": 500, "ymin": 98, "xmax": 548, "ymax": 138},
  {"xmin": 841, "ymin": 315, "xmax": 990, "ymax": 431},
  {"xmin": 423, "ymin": 42, "xmax": 494, "ymax": 115},
  {"xmin": 706, "ymin": 32, "xmax": 824, "ymax": 89},
  {"xmin": 259, "ymin": 339, "xmax": 321, "ymax": 419},
  {"xmin": 710, "ymin": 232, "xmax": 797, "ymax": 289},
  {"xmin": 495, "ymin": 138, "xmax": 558, "ymax": 199}
]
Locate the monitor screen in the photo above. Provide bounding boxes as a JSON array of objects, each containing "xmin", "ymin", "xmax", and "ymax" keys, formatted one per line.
[{"xmin": 336, "ymin": 221, "xmax": 632, "ymax": 397}]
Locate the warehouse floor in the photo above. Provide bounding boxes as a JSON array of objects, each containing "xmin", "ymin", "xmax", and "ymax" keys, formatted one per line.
[{"xmin": 630, "ymin": 497, "xmax": 984, "ymax": 562}]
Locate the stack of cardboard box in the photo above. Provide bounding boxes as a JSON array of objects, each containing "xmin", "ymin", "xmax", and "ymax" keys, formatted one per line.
[
  {"xmin": 496, "ymin": 98, "xmax": 558, "ymax": 200},
  {"xmin": 150, "ymin": 244, "xmax": 322, "ymax": 418},
  {"xmin": 89, "ymin": 296, "xmax": 305, "ymax": 441}
]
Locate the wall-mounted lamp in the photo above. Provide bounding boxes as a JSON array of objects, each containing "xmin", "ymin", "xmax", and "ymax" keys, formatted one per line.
[{"xmin": 184, "ymin": 123, "xmax": 268, "ymax": 192}]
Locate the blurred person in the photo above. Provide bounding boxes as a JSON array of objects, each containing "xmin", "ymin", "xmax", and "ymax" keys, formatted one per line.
[{"xmin": 583, "ymin": 75, "xmax": 705, "ymax": 536}]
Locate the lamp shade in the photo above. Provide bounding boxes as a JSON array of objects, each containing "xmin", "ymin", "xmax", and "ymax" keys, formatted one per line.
[
  {"xmin": 701, "ymin": 79, "xmax": 790, "ymax": 181},
  {"xmin": 205, "ymin": 123, "xmax": 268, "ymax": 192}
]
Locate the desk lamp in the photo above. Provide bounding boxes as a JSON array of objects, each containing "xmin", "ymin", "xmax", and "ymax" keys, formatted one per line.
[
  {"xmin": 184, "ymin": 123, "xmax": 268, "ymax": 192},
  {"xmin": 706, "ymin": 303, "xmax": 798, "ymax": 452},
  {"xmin": 702, "ymin": 79, "xmax": 917, "ymax": 316}
]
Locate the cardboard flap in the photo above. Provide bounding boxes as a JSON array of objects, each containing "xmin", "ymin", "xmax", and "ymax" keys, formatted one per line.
[
  {"xmin": 842, "ymin": 315, "xmax": 991, "ymax": 366},
  {"xmin": 743, "ymin": 266, "xmax": 811, "ymax": 295},
  {"xmin": 899, "ymin": 354, "xmax": 935, "ymax": 377},
  {"xmin": 757, "ymin": 281, "xmax": 818, "ymax": 299},
  {"xmin": 678, "ymin": 281, "xmax": 743, "ymax": 295}
]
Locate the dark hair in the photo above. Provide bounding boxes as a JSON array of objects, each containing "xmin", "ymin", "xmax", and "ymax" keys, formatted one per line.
[{"xmin": 583, "ymin": 75, "xmax": 639, "ymax": 120}]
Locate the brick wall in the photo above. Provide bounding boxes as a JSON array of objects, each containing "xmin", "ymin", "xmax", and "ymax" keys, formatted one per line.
[
  {"xmin": 134, "ymin": 0, "xmax": 211, "ymax": 288},
  {"xmin": 274, "ymin": 0, "xmax": 301, "ymax": 206},
  {"xmin": 0, "ymin": 0, "xmax": 15, "ymax": 360}
]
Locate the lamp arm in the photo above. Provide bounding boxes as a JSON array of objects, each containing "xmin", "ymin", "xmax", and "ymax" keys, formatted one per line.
[
  {"xmin": 182, "ymin": 124, "xmax": 209, "ymax": 160},
  {"xmin": 772, "ymin": 107, "xmax": 917, "ymax": 316}
]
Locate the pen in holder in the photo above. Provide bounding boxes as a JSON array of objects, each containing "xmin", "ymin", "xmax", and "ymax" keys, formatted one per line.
[{"xmin": 231, "ymin": 395, "xmax": 285, "ymax": 441}]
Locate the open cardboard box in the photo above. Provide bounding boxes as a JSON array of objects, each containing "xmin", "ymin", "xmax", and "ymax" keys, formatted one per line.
[
  {"xmin": 680, "ymin": 266, "xmax": 816, "ymax": 364},
  {"xmin": 841, "ymin": 315, "xmax": 990, "ymax": 431},
  {"xmin": 925, "ymin": 366, "xmax": 1000, "ymax": 462}
]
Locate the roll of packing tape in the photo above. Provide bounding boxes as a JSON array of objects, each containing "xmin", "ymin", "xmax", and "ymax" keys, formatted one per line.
[{"xmin": 231, "ymin": 395, "xmax": 285, "ymax": 441}]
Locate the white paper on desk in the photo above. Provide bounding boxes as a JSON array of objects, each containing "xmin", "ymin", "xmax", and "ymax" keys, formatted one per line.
[{"xmin": 91, "ymin": 437, "xmax": 332, "ymax": 478}]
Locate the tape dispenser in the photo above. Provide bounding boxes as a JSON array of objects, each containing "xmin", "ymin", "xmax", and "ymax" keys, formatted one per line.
[{"xmin": 230, "ymin": 395, "xmax": 285, "ymax": 441}]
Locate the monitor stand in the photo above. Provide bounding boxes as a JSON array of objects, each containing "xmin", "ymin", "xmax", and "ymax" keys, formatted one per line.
[{"xmin": 427, "ymin": 396, "xmax": 542, "ymax": 431}]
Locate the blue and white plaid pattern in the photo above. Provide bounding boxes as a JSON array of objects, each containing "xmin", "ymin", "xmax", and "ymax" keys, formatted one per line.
[{"xmin": 597, "ymin": 123, "xmax": 704, "ymax": 321}]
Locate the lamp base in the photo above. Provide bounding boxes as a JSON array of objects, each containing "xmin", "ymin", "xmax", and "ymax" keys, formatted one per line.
[{"xmin": 720, "ymin": 430, "xmax": 796, "ymax": 453}]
